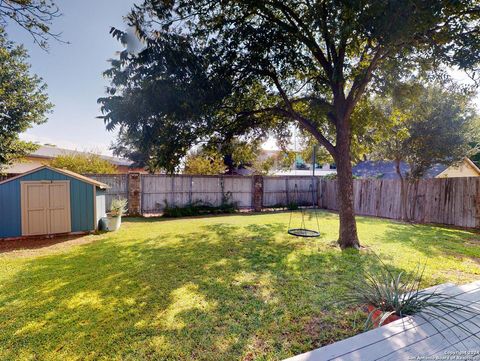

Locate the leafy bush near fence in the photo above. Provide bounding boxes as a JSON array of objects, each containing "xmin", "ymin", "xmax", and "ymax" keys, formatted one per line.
[
  {"xmin": 268, "ymin": 202, "xmax": 300, "ymax": 210},
  {"xmin": 163, "ymin": 193, "xmax": 238, "ymax": 217}
]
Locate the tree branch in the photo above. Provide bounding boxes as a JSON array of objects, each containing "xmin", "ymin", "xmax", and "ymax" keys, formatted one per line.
[
  {"xmin": 267, "ymin": 71, "xmax": 337, "ymax": 156},
  {"xmin": 256, "ymin": 3, "xmax": 334, "ymax": 80},
  {"xmin": 345, "ymin": 47, "xmax": 384, "ymax": 117}
]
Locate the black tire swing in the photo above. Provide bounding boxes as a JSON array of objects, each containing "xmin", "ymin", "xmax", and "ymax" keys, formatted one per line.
[{"xmin": 287, "ymin": 182, "xmax": 321, "ymax": 237}]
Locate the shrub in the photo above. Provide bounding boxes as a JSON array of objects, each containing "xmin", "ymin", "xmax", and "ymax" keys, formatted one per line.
[
  {"xmin": 110, "ymin": 198, "xmax": 127, "ymax": 217},
  {"xmin": 346, "ymin": 260, "xmax": 480, "ymax": 336},
  {"xmin": 287, "ymin": 201, "xmax": 299, "ymax": 210},
  {"xmin": 163, "ymin": 193, "xmax": 238, "ymax": 217}
]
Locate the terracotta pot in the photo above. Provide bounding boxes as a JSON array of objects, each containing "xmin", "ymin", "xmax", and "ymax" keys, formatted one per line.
[{"xmin": 366, "ymin": 304, "xmax": 401, "ymax": 327}]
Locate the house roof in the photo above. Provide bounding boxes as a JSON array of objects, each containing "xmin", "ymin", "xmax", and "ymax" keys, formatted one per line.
[
  {"xmin": 29, "ymin": 145, "xmax": 132, "ymax": 167},
  {"xmin": 437, "ymin": 157, "xmax": 480, "ymax": 176},
  {"xmin": 352, "ymin": 161, "xmax": 407, "ymax": 179},
  {"xmin": 352, "ymin": 160, "xmax": 449, "ymax": 179},
  {"xmin": 272, "ymin": 169, "xmax": 337, "ymax": 176},
  {"xmin": 0, "ymin": 166, "xmax": 109, "ymax": 189}
]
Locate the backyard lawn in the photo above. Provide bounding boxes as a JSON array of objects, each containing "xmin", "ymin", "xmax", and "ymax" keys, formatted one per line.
[{"xmin": 1, "ymin": 211, "xmax": 479, "ymax": 360}]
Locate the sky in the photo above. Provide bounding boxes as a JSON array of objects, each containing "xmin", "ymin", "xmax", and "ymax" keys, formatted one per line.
[
  {"xmin": 6, "ymin": 2, "xmax": 479, "ymax": 156},
  {"xmin": 7, "ymin": 0, "xmax": 139, "ymax": 155}
]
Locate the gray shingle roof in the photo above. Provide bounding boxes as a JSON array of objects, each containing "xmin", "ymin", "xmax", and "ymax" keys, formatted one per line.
[
  {"xmin": 30, "ymin": 146, "xmax": 132, "ymax": 166},
  {"xmin": 352, "ymin": 160, "xmax": 448, "ymax": 179}
]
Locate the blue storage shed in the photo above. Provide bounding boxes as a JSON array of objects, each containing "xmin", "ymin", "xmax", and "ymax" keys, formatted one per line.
[{"xmin": 0, "ymin": 166, "xmax": 109, "ymax": 239}]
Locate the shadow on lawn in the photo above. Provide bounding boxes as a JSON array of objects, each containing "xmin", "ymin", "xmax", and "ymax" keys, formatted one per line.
[
  {"xmin": 0, "ymin": 221, "xmax": 399, "ymax": 360},
  {"xmin": 376, "ymin": 221, "xmax": 480, "ymax": 261},
  {"xmin": 0, "ymin": 234, "xmax": 88, "ymax": 253}
]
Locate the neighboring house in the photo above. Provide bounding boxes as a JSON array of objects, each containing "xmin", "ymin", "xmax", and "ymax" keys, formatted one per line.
[
  {"xmin": 1, "ymin": 145, "xmax": 144, "ymax": 175},
  {"xmin": 238, "ymin": 149, "xmax": 337, "ymax": 176},
  {"xmin": 436, "ymin": 158, "xmax": 480, "ymax": 178},
  {"xmin": 273, "ymin": 152, "xmax": 337, "ymax": 176},
  {"xmin": 272, "ymin": 163, "xmax": 337, "ymax": 176},
  {"xmin": 352, "ymin": 157, "xmax": 480, "ymax": 179}
]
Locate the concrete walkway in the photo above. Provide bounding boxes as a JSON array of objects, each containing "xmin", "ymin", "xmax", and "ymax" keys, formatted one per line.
[{"xmin": 285, "ymin": 281, "xmax": 480, "ymax": 361}]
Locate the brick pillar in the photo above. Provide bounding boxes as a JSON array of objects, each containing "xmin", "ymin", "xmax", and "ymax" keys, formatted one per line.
[
  {"xmin": 128, "ymin": 173, "xmax": 141, "ymax": 216},
  {"xmin": 253, "ymin": 175, "xmax": 263, "ymax": 212}
]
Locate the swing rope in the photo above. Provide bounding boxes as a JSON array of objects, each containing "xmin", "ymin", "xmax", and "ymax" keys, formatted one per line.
[{"xmin": 287, "ymin": 182, "xmax": 321, "ymax": 238}]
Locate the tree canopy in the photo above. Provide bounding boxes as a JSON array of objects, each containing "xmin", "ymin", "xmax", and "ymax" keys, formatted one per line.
[
  {"xmin": 0, "ymin": 0, "xmax": 62, "ymax": 50},
  {"xmin": 183, "ymin": 141, "xmax": 282, "ymax": 175},
  {"xmin": 49, "ymin": 153, "xmax": 118, "ymax": 174},
  {"xmin": 100, "ymin": 0, "xmax": 480, "ymax": 249},
  {"xmin": 0, "ymin": 29, "xmax": 52, "ymax": 170},
  {"xmin": 372, "ymin": 82, "xmax": 479, "ymax": 179},
  {"xmin": 183, "ymin": 149, "xmax": 227, "ymax": 175}
]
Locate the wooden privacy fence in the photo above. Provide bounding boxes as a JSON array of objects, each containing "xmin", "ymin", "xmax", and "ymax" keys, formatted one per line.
[
  {"xmin": 141, "ymin": 175, "xmax": 253, "ymax": 213},
  {"xmin": 85, "ymin": 174, "xmax": 128, "ymax": 211},
  {"xmin": 320, "ymin": 177, "xmax": 480, "ymax": 228},
  {"xmin": 87, "ymin": 173, "xmax": 480, "ymax": 228},
  {"xmin": 263, "ymin": 176, "xmax": 319, "ymax": 207}
]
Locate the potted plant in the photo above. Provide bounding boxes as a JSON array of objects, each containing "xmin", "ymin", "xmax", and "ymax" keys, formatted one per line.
[
  {"xmin": 107, "ymin": 198, "xmax": 127, "ymax": 231},
  {"xmin": 346, "ymin": 260, "xmax": 479, "ymax": 332}
]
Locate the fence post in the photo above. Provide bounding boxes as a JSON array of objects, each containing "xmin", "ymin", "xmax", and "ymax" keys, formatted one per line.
[
  {"xmin": 285, "ymin": 178, "xmax": 289, "ymax": 205},
  {"xmin": 253, "ymin": 175, "xmax": 263, "ymax": 212},
  {"xmin": 220, "ymin": 176, "xmax": 225, "ymax": 206},
  {"xmin": 476, "ymin": 178, "xmax": 480, "ymax": 228},
  {"xmin": 128, "ymin": 173, "xmax": 142, "ymax": 216},
  {"xmin": 320, "ymin": 179, "xmax": 328, "ymax": 209},
  {"xmin": 189, "ymin": 176, "xmax": 193, "ymax": 205},
  {"xmin": 316, "ymin": 177, "xmax": 321, "ymax": 208},
  {"xmin": 170, "ymin": 176, "xmax": 175, "ymax": 206}
]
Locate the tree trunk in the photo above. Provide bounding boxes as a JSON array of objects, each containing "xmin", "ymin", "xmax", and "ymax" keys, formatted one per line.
[
  {"xmin": 334, "ymin": 123, "xmax": 360, "ymax": 250},
  {"xmin": 223, "ymin": 154, "xmax": 235, "ymax": 175}
]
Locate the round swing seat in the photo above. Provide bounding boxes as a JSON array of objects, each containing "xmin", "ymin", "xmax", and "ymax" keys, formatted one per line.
[{"xmin": 287, "ymin": 228, "xmax": 320, "ymax": 238}]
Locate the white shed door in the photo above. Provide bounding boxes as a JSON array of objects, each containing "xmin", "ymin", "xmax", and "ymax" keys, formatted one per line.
[{"xmin": 21, "ymin": 181, "xmax": 71, "ymax": 236}]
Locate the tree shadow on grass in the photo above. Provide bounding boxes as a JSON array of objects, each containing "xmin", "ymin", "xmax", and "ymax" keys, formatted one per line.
[
  {"xmin": 377, "ymin": 222, "xmax": 480, "ymax": 259},
  {"xmin": 0, "ymin": 234, "xmax": 89, "ymax": 254},
  {"xmin": 0, "ymin": 220, "xmax": 397, "ymax": 360}
]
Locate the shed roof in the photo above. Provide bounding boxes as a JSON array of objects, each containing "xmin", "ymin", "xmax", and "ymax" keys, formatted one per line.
[{"xmin": 0, "ymin": 166, "xmax": 109, "ymax": 189}]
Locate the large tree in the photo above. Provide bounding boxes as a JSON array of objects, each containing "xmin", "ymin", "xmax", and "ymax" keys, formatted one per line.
[
  {"xmin": 0, "ymin": 29, "xmax": 52, "ymax": 170},
  {"xmin": 100, "ymin": 0, "xmax": 480, "ymax": 249},
  {"xmin": 372, "ymin": 82, "xmax": 479, "ymax": 220},
  {"xmin": 375, "ymin": 83, "xmax": 479, "ymax": 179}
]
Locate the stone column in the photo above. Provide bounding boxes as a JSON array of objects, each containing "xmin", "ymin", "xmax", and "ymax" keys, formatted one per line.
[
  {"xmin": 253, "ymin": 175, "xmax": 263, "ymax": 212},
  {"xmin": 128, "ymin": 173, "xmax": 142, "ymax": 216}
]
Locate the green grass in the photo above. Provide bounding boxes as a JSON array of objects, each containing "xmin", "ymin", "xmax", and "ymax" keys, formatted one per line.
[{"xmin": 0, "ymin": 211, "xmax": 479, "ymax": 360}]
